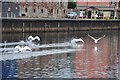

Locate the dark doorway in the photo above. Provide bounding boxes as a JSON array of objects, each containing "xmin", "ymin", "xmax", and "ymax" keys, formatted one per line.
[
  {"xmin": 22, "ymin": 14, "xmax": 25, "ymax": 16},
  {"xmin": 88, "ymin": 11, "xmax": 91, "ymax": 18}
]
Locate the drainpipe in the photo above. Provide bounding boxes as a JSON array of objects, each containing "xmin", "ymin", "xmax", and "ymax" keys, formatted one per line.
[
  {"xmin": 114, "ymin": 3, "xmax": 116, "ymax": 19},
  {"xmin": 114, "ymin": 2, "xmax": 117, "ymax": 20}
]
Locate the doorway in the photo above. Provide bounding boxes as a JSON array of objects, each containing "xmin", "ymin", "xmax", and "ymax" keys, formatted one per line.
[{"xmin": 88, "ymin": 11, "xmax": 91, "ymax": 18}]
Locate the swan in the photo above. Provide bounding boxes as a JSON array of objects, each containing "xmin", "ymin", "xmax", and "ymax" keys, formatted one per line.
[
  {"xmin": 88, "ymin": 34, "xmax": 105, "ymax": 43},
  {"xmin": 19, "ymin": 40, "xmax": 26, "ymax": 45},
  {"xmin": 70, "ymin": 38, "xmax": 84, "ymax": 48},
  {"xmin": 71, "ymin": 38, "xmax": 84, "ymax": 44},
  {"xmin": 27, "ymin": 35, "xmax": 40, "ymax": 42},
  {"xmin": 15, "ymin": 45, "xmax": 32, "ymax": 52}
]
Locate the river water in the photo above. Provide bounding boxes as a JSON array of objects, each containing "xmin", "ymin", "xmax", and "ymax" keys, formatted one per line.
[{"xmin": 1, "ymin": 30, "xmax": 120, "ymax": 79}]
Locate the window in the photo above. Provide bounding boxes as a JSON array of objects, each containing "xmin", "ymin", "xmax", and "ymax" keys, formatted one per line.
[
  {"xmin": 22, "ymin": 14, "xmax": 25, "ymax": 16},
  {"xmin": 25, "ymin": 8, "xmax": 28, "ymax": 12},
  {"xmin": 110, "ymin": 11, "xmax": 114, "ymax": 17},
  {"xmin": 96, "ymin": 11, "xmax": 98, "ymax": 14},
  {"xmin": 57, "ymin": 9, "xmax": 59, "ymax": 14},
  {"xmin": 41, "ymin": 9, "xmax": 43, "ymax": 13},
  {"xmin": 33, "ymin": 9, "xmax": 36, "ymax": 13},
  {"xmin": 51, "ymin": 9, "xmax": 53, "ymax": 13},
  {"xmin": 64, "ymin": 10, "xmax": 66, "ymax": 14},
  {"xmin": 41, "ymin": 0, "xmax": 43, "ymax": 3},
  {"xmin": 8, "ymin": 7, "xmax": 11, "ymax": 11}
]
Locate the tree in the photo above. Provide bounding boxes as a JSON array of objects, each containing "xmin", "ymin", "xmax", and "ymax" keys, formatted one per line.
[{"xmin": 68, "ymin": 0, "xmax": 76, "ymax": 9}]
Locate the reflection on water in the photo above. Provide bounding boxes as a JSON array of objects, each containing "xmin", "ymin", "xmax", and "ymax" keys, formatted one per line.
[{"xmin": 2, "ymin": 30, "xmax": 119, "ymax": 79}]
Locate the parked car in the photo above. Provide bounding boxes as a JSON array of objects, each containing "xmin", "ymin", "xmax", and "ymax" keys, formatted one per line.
[{"xmin": 65, "ymin": 12, "xmax": 77, "ymax": 19}]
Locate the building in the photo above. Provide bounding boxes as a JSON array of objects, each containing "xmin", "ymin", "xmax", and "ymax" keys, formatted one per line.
[
  {"xmin": 77, "ymin": 0, "xmax": 119, "ymax": 19},
  {"xmin": 18, "ymin": 0, "xmax": 68, "ymax": 18},
  {"xmin": 0, "ymin": 1, "xmax": 2, "ymax": 17},
  {"xmin": 118, "ymin": 1, "xmax": 120, "ymax": 19},
  {"xmin": 2, "ymin": 1, "xmax": 19, "ymax": 18}
]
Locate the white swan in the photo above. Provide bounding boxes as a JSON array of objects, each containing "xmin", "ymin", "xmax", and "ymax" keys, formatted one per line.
[
  {"xmin": 15, "ymin": 45, "xmax": 32, "ymax": 52},
  {"xmin": 19, "ymin": 40, "xmax": 26, "ymax": 45},
  {"xmin": 70, "ymin": 38, "xmax": 84, "ymax": 48},
  {"xmin": 71, "ymin": 38, "xmax": 84, "ymax": 44},
  {"xmin": 88, "ymin": 34, "xmax": 105, "ymax": 43},
  {"xmin": 27, "ymin": 35, "xmax": 40, "ymax": 42}
]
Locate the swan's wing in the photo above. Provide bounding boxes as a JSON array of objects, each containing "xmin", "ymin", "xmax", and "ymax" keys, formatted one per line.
[
  {"xmin": 97, "ymin": 35, "xmax": 105, "ymax": 41},
  {"xmin": 28, "ymin": 35, "xmax": 32, "ymax": 38},
  {"xmin": 28, "ymin": 36, "xmax": 32, "ymax": 40},
  {"xmin": 15, "ymin": 45, "xmax": 21, "ymax": 52},
  {"xmin": 24, "ymin": 46, "xmax": 32, "ymax": 51},
  {"xmin": 78, "ymin": 38, "xmax": 84, "ymax": 43},
  {"xmin": 15, "ymin": 45, "xmax": 20, "ymax": 49},
  {"xmin": 35, "ymin": 36, "xmax": 40, "ymax": 41},
  {"xmin": 88, "ymin": 34, "xmax": 96, "ymax": 41},
  {"xmin": 75, "ymin": 39, "xmax": 82, "ymax": 42},
  {"xmin": 19, "ymin": 40, "xmax": 25, "ymax": 45}
]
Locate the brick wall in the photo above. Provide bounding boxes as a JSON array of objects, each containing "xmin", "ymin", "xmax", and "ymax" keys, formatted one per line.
[{"xmin": 18, "ymin": 2, "xmax": 68, "ymax": 18}]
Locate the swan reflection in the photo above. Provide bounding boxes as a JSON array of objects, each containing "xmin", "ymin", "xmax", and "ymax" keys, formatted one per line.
[{"xmin": 94, "ymin": 46, "xmax": 99, "ymax": 52}]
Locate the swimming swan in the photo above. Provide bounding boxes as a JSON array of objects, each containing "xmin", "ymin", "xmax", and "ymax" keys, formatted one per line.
[
  {"xmin": 15, "ymin": 45, "xmax": 32, "ymax": 52},
  {"xmin": 88, "ymin": 34, "xmax": 105, "ymax": 43},
  {"xmin": 70, "ymin": 38, "xmax": 84, "ymax": 48}
]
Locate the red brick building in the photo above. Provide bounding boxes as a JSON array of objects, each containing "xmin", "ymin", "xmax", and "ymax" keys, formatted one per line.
[
  {"xmin": 18, "ymin": 0, "xmax": 68, "ymax": 18},
  {"xmin": 77, "ymin": 0, "xmax": 120, "ymax": 19}
]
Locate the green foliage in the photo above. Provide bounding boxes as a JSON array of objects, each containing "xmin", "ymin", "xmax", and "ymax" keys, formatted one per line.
[{"xmin": 68, "ymin": 2, "xmax": 76, "ymax": 9}]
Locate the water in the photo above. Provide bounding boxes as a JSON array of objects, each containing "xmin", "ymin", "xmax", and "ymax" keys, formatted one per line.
[{"xmin": 1, "ymin": 30, "xmax": 120, "ymax": 79}]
